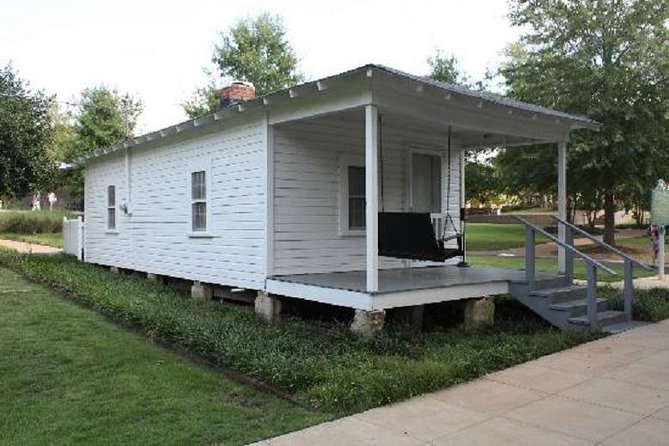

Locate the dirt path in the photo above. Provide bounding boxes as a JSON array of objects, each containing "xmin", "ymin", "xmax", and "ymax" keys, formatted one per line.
[{"xmin": 0, "ymin": 239, "xmax": 62, "ymax": 254}]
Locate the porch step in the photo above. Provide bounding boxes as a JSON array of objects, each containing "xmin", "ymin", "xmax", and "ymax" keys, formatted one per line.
[
  {"xmin": 529, "ymin": 286, "xmax": 586, "ymax": 303},
  {"xmin": 510, "ymin": 277, "xmax": 568, "ymax": 290},
  {"xmin": 568, "ymin": 310, "xmax": 628, "ymax": 328},
  {"xmin": 549, "ymin": 298, "xmax": 608, "ymax": 316}
]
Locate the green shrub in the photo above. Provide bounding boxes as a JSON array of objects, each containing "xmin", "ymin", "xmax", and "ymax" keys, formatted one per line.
[
  {"xmin": 0, "ymin": 252, "xmax": 600, "ymax": 414},
  {"xmin": 600, "ymin": 286, "xmax": 669, "ymax": 322},
  {"xmin": 615, "ymin": 223, "xmax": 648, "ymax": 230},
  {"xmin": 0, "ymin": 210, "xmax": 70, "ymax": 234}
]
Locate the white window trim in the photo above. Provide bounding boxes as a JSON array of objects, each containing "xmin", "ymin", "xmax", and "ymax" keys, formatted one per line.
[
  {"xmin": 187, "ymin": 159, "xmax": 214, "ymax": 238},
  {"xmin": 406, "ymin": 145, "xmax": 444, "ymax": 213},
  {"xmin": 338, "ymin": 155, "xmax": 365, "ymax": 237},
  {"xmin": 106, "ymin": 184, "xmax": 118, "ymax": 234}
]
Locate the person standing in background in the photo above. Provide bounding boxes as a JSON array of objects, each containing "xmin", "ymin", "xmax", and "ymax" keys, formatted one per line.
[{"xmin": 48, "ymin": 192, "xmax": 57, "ymax": 211}]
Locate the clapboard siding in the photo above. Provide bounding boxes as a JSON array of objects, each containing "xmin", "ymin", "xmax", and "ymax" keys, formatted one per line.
[
  {"xmin": 272, "ymin": 116, "xmax": 461, "ymax": 276},
  {"xmin": 84, "ymin": 118, "xmax": 267, "ymax": 290}
]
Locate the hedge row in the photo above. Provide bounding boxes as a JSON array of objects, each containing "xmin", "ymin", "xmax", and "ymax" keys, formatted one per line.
[
  {"xmin": 0, "ymin": 252, "xmax": 597, "ymax": 414},
  {"xmin": 0, "ymin": 210, "xmax": 70, "ymax": 234}
]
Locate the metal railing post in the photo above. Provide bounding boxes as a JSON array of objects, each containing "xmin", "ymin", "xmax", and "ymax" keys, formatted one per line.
[
  {"xmin": 623, "ymin": 258, "xmax": 633, "ymax": 320},
  {"xmin": 565, "ymin": 226, "xmax": 574, "ymax": 285},
  {"xmin": 586, "ymin": 264, "xmax": 598, "ymax": 326},
  {"xmin": 525, "ymin": 226, "xmax": 536, "ymax": 291}
]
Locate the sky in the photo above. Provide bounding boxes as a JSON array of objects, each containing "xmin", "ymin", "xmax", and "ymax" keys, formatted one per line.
[{"xmin": 0, "ymin": 0, "xmax": 522, "ymax": 134}]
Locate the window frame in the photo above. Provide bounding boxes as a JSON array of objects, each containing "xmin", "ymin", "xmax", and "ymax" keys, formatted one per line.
[
  {"xmin": 187, "ymin": 160, "xmax": 213, "ymax": 237},
  {"xmin": 106, "ymin": 184, "xmax": 117, "ymax": 232},
  {"xmin": 338, "ymin": 155, "xmax": 366, "ymax": 236}
]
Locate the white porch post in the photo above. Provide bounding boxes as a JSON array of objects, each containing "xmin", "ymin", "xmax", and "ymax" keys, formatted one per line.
[
  {"xmin": 557, "ymin": 139, "xmax": 568, "ymax": 273},
  {"xmin": 365, "ymin": 105, "xmax": 379, "ymax": 292}
]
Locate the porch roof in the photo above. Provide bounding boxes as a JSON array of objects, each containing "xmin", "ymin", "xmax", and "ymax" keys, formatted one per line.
[
  {"xmin": 76, "ymin": 63, "xmax": 601, "ymax": 165},
  {"xmin": 370, "ymin": 64, "xmax": 601, "ymax": 131}
]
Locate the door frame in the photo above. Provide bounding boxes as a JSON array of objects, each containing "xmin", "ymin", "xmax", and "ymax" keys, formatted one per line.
[{"xmin": 406, "ymin": 145, "xmax": 445, "ymax": 213}]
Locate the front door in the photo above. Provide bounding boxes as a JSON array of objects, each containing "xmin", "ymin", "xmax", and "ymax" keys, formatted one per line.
[{"xmin": 410, "ymin": 152, "xmax": 442, "ymax": 213}]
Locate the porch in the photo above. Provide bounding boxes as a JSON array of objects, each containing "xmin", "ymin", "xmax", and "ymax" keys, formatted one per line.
[
  {"xmin": 266, "ymin": 265, "xmax": 560, "ymax": 311},
  {"xmin": 264, "ymin": 65, "xmax": 603, "ymax": 331}
]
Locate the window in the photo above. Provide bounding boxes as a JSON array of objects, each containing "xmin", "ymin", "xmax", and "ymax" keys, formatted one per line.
[
  {"xmin": 107, "ymin": 185, "xmax": 116, "ymax": 230},
  {"xmin": 339, "ymin": 157, "xmax": 366, "ymax": 235},
  {"xmin": 191, "ymin": 171, "xmax": 207, "ymax": 232},
  {"xmin": 348, "ymin": 166, "xmax": 366, "ymax": 230}
]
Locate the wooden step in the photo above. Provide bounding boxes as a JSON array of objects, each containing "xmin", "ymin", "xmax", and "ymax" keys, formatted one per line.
[
  {"xmin": 510, "ymin": 277, "xmax": 568, "ymax": 290},
  {"xmin": 549, "ymin": 298, "xmax": 608, "ymax": 316},
  {"xmin": 568, "ymin": 310, "xmax": 628, "ymax": 327},
  {"xmin": 529, "ymin": 286, "xmax": 587, "ymax": 303}
]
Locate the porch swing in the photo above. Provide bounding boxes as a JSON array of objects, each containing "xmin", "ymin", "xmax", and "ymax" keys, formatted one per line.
[{"xmin": 378, "ymin": 123, "xmax": 465, "ymax": 262}]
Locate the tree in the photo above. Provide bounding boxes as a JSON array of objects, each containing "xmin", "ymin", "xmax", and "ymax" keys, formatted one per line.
[
  {"xmin": 0, "ymin": 64, "xmax": 55, "ymax": 199},
  {"xmin": 427, "ymin": 51, "xmax": 471, "ymax": 86},
  {"xmin": 184, "ymin": 13, "xmax": 303, "ymax": 119},
  {"xmin": 427, "ymin": 50, "xmax": 492, "ymax": 91},
  {"xmin": 182, "ymin": 69, "xmax": 221, "ymax": 120},
  {"xmin": 47, "ymin": 101, "xmax": 77, "ymax": 163},
  {"xmin": 466, "ymin": 160, "xmax": 503, "ymax": 207},
  {"xmin": 65, "ymin": 87, "xmax": 142, "ymax": 203},
  {"xmin": 69, "ymin": 87, "xmax": 141, "ymax": 159},
  {"xmin": 501, "ymin": 0, "xmax": 669, "ymax": 244}
]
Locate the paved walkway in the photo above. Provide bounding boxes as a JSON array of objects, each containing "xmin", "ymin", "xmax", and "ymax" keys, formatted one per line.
[
  {"xmin": 574, "ymin": 276, "xmax": 669, "ymax": 290},
  {"xmin": 0, "ymin": 239, "xmax": 61, "ymax": 254},
  {"xmin": 255, "ymin": 321, "xmax": 669, "ymax": 445}
]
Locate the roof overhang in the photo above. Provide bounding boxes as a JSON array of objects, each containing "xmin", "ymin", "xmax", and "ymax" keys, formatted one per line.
[{"xmin": 76, "ymin": 64, "xmax": 601, "ymax": 165}]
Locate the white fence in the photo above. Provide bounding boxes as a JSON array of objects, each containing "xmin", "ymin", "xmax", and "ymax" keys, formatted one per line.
[{"xmin": 63, "ymin": 217, "xmax": 84, "ymax": 261}]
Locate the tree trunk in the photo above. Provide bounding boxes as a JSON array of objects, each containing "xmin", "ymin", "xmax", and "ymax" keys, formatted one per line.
[{"xmin": 603, "ymin": 191, "xmax": 616, "ymax": 245}]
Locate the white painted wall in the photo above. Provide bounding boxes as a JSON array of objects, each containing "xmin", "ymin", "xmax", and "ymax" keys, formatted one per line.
[
  {"xmin": 272, "ymin": 113, "xmax": 461, "ymax": 276},
  {"xmin": 84, "ymin": 108, "xmax": 462, "ymax": 286},
  {"xmin": 84, "ymin": 115, "xmax": 267, "ymax": 290}
]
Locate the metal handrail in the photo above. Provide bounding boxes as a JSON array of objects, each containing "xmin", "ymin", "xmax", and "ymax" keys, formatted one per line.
[
  {"xmin": 513, "ymin": 216, "xmax": 617, "ymax": 275},
  {"xmin": 551, "ymin": 216, "xmax": 652, "ymax": 271}
]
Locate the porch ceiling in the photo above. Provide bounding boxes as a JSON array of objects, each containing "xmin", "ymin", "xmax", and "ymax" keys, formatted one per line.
[{"xmin": 276, "ymin": 107, "xmax": 554, "ymax": 151}]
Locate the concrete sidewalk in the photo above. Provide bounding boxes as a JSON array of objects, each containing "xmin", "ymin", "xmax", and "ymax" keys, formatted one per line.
[
  {"xmin": 0, "ymin": 239, "xmax": 61, "ymax": 254},
  {"xmin": 254, "ymin": 321, "xmax": 669, "ymax": 445}
]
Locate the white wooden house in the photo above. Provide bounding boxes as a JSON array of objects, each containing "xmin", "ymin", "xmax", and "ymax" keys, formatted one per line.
[{"xmin": 79, "ymin": 64, "xmax": 607, "ymax": 334}]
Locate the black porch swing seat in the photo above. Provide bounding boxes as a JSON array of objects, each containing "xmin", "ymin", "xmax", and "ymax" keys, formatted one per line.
[{"xmin": 378, "ymin": 212, "xmax": 463, "ymax": 262}]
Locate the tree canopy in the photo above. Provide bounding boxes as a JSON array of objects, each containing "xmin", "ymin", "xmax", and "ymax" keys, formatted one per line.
[
  {"xmin": 0, "ymin": 64, "xmax": 55, "ymax": 198},
  {"xmin": 184, "ymin": 13, "xmax": 303, "ymax": 119},
  {"xmin": 427, "ymin": 50, "xmax": 492, "ymax": 91},
  {"xmin": 427, "ymin": 51, "xmax": 471, "ymax": 86},
  {"xmin": 68, "ymin": 87, "xmax": 142, "ymax": 160},
  {"xmin": 63, "ymin": 87, "xmax": 142, "ymax": 203},
  {"xmin": 499, "ymin": 0, "xmax": 669, "ymax": 242}
]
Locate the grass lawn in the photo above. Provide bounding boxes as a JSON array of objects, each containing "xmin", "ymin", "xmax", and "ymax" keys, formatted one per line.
[
  {"xmin": 0, "ymin": 232, "xmax": 62, "ymax": 248},
  {"xmin": 616, "ymin": 235, "xmax": 651, "ymax": 251},
  {"xmin": 466, "ymin": 223, "xmax": 549, "ymax": 251},
  {"xmin": 0, "ymin": 251, "xmax": 600, "ymax": 416},
  {"xmin": 469, "ymin": 255, "xmax": 656, "ymax": 282},
  {"xmin": 0, "ymin": 268, "xmax": 325, "ymax": 445}
]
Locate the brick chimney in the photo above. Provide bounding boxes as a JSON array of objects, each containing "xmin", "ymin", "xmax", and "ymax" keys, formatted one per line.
[{"xmin": 219, "ymin": 81, "xmax": 256, "ymax": 108}]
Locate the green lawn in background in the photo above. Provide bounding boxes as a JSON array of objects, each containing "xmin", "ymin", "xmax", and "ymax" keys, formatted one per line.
[
  {"xmin": 615, "ymin": 235, "xmax": 652, "ymax": 251},
  {"xmin": 468, "ymin": 255, "xmax": 656, "ymax": 282},
  {"xmin": 0, "ymin": 268, "xmax": 325, "ymax": 445},
  {"xmin": 466, "ymin": 223, "xmax": 550, "ymax": 251},
  {"xmin": 0, "ymin": 232, "xmax": 62, "ymax": 248}
]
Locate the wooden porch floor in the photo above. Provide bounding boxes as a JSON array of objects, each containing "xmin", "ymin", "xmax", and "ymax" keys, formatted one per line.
[
  {"xmin": 271, "ymin": 265, "xmax": 558, "ymax": 295},
  {"xmin": 267, "ymin": 266, "xmax": 561, "ymax": 310}
]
